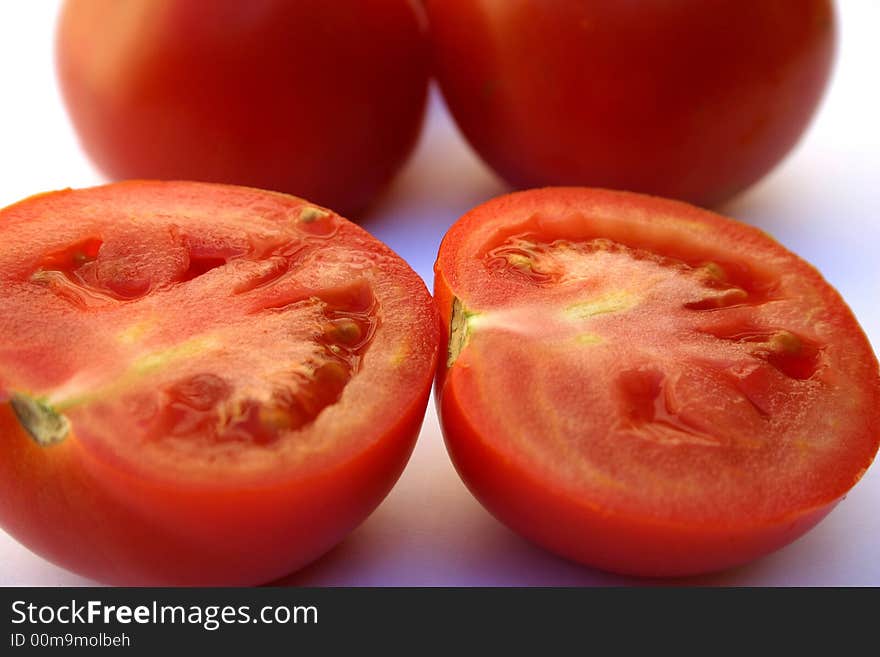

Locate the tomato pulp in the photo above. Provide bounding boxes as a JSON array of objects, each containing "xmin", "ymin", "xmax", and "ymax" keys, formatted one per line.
[
  {"xmin": 425, "ymin": 0, "xmax": 836, "ymax": 207},
  {"xmin": 56, "ymin": 0, "xmax": 430, "ymax": 217},
  {"xmin": 434, "ymin": 188, "xmax": 879, "ymax": 577},
  {"xmin": 0, "ymin": 181, "xmax": 438, "ymax": 585}
]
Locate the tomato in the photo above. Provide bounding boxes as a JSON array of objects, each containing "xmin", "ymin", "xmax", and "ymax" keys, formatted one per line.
[
  {"xmin": 56, "ymin": 0, "xmax": 430, "ymax": 218},
  {"xmin": 425, "ymin": 0, "xmax": 836, "ymax": 208},
  {"xmin": 434, "ymin": 187, "xmax": 880, "ymax": 577},
  {"xmin": 0, "ymin": 181, "xmax": 438, "ymax": 585}
]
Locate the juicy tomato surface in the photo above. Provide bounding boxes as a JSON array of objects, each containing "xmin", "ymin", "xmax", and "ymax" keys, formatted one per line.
[
  {"xmin": 425, "ymin": 0, "xmax": 836, "ymax": 207},
  {"xmin": 56, "ymin": 0, "xmax": 430, "ymax": 218},
  {"xmin": 434, "ymin": 188, "xmax": 880, "ymax": 577},
  {"xmin": 0, "ymin": 181, "xmax": 438, "ymax": 585}
]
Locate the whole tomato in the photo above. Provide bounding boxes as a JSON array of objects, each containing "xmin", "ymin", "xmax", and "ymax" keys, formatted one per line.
[
  {"xmin": 425, "ymin": 0, "xmax": 836, "ymax": 207},
  {"xmin": 56, "ymin": 0, "xmax": 430, "ymax": 217}
]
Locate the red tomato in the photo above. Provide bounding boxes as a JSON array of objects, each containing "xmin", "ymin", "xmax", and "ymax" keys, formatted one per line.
[
  {"xmin": 425, "ymin": 0, "xmax": 836, "ymax": 207},
  {"xmin": 434, "ymin": 188, "xmax": 880, "ymax": 577},
  {"xmin": 0, "ymin": 181, "xmax": 438, "ymax": 585},
  {"xmin": 56, "ymin": 0, "xmax": 430, "ymax": 217}
]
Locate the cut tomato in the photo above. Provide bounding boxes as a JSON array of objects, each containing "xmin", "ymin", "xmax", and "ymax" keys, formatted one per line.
[
  {"xmin": 0, "ymin": 181, "xmax": 438, "ymax": 585},
  {"xmin": 434, "ymin": 188, "xmax": 880, "ymax": 577}
]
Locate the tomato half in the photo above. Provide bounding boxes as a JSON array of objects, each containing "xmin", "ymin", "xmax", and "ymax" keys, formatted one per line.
[
  {"xmin": 56, "ymin": 0, "xmax": 430, "ymax": 217},
  {"xmin": 425, "ymin": 0, "xmax": 836, "ymax": 207},
  {"xmin": 434, "ymin": 188, "xmax": 880, "ymax": 577},
  {"xmin": 0, "ymin": 181, "xmax": 438, "ymax": 585}
]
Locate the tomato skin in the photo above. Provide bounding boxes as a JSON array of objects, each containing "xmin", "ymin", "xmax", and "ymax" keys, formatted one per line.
[
  {"xmin": 434, "ymin": 187, "xmax": 880, "ymax": 577},
  {"xmin": 425, "ymin": 0, "xmax": 836, "ymax": 207},
  {"xmin": 56, "ymin": 0, "xmax": 429, "ymax": 217},
  {"xmin": 0, "ymin": 181, "xmax": 439, "ymax": 585}
]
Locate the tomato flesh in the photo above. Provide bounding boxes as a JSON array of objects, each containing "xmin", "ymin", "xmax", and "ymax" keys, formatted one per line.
[
  {"xmin": 435, "ymin": 188, "xmax": 880, "ymax": 576},
  {"xmin": 0, "ymin": 181, "xmax": 438, "ymax": 585}
]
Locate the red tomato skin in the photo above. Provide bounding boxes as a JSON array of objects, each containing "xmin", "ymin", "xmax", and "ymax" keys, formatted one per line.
[
  {"xmin": 56, "ymin": 0, "xmax": 429, "ymax": 217},
  {"xmin": 425, "ymin": 0, "xmax": 836, "ymax": 207},
  {"xmin": 0, "ymin": 393, "xmax": 428, "ymax": 585},
  {"xmin": 439, "ymin": 383, "xmax": 834, "ymax": 578}
]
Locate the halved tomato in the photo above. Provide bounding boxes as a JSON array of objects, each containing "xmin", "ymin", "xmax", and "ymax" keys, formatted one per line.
[
  {"xmin": 434, "ymin": 188, "xmax": 880, "ymax": 577},
  {"xmin": 0, "ymin": 181, "xmax": 438, "ymax": 585}
]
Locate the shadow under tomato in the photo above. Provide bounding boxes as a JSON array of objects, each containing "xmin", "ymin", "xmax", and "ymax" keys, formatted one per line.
[
  {"xmin": 353, "ymin": 86, "xmax": 509, "ymax": 286},
  {"xmin": 266, "ymin": 508, "xmax": 654, "ymax": 587},
  {"xmin": 715, "ymin": 155, "xmax": 844, "ymax": 242},
  {"xmin": 265, "ymin": 506, "xmax": 827, "ymax": 587},
  {"xmin": 265, "ymin": 535, "xmax": 372, "ymax": 588}
]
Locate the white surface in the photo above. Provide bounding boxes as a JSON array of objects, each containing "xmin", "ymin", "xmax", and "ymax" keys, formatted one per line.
[{"xmin": 1, "ymin": 2, "xmax": 878, "ymax": 586}]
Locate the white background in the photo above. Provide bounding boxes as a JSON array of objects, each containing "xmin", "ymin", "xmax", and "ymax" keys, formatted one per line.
[{"xmin": 0, "ymin": 1, "xmax": 877, "ymax": 586}]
